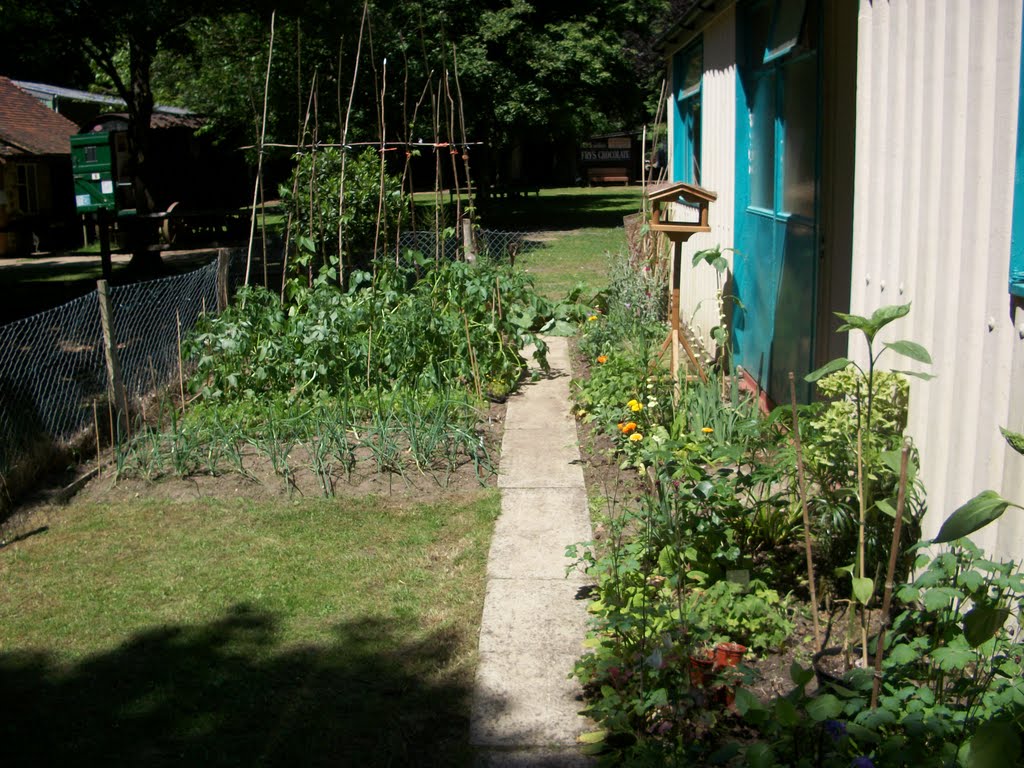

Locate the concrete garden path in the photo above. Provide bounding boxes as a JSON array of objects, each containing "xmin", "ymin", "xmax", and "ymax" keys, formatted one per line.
[{"xmin": 470, "ymin": 336, "xmax": 595, "ymax": 767}]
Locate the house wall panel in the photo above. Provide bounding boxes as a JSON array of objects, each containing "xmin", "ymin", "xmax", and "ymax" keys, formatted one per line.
[
  {"xmin": 665, "ymin": 6, "xmax": 737, "ymax": 354},
  {"xmin": 850, "ymin": 0, "xmax": 1024, "ymax": 559}
]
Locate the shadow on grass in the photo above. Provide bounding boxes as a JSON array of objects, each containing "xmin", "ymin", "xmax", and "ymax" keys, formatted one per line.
[
  {"xmin": 1, "ymin": 604, "xmax": 475, "ymax": 767},
  {"xmin": 411, "ymin": 188, "xmax": 640, "ymax": 233},
  {"xmin": 481, "ymin": 190, "xmax": 642, "ymax": 232}
]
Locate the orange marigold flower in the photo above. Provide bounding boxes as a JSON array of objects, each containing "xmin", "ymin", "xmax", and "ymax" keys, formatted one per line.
[
  {"xmin": 597, "ymin": 355, "xmax": 608, "ymax": 364},
  {"xmin": 620, "ymin": 422, "xmax": 637, "ymax": 435}
]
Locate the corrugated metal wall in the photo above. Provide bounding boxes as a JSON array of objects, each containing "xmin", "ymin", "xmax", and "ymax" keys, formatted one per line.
[
  {"xmin": 665, "ymin": 6, "xmax": 737, "ymax": 353},
  {"xmin": 850, "ymin": 0, "xmax": 1024, "ymax": 559}
]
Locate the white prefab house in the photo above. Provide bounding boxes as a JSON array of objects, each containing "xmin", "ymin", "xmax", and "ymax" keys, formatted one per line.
[{"xmin": 660, "ymin": 0, "xmax": 1024, "ymax": 560}]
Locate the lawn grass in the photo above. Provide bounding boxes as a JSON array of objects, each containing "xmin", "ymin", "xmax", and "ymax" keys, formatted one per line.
[
  {"xmin": 0, "ymin": 491, "xmax": 498, "ymax": 766},
  {"xmin": 482, "ymin": 186, "xmax": 644, "ymax": 301}
]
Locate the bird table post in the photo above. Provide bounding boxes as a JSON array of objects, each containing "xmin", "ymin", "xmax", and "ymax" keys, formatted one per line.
[{"xmin": 647, "ymin": 182, "xmax": 718, "ymax": 403}]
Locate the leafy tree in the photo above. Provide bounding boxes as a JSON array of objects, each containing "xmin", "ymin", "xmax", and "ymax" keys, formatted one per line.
[
  {"xmin": 0, "ymin": 2, "xmax": 93, "ymax": 86},
  {"xmin": 152, "ymin": 1, "xmax": 670, "ymax": 184},
  {"xmin": 14, "ymin": 0, "xmax": 254, "ymax": 267}
]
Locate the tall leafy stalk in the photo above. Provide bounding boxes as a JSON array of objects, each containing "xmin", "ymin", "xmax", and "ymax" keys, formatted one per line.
[{"xmin": 806, "ymin": 303, "xmax": 932, "ymax": 666}]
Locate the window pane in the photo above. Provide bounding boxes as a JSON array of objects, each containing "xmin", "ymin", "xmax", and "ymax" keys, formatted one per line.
[
  {"xmin": 765, "ymin": 0, "xmax": 807, "ymax": 63},
  {"xmin": 689, "ymin": 99, "xmax": 702, "ymax": 184},
  {"xmin": 673, "ymin": 41, "xmax": 702, "ymax": 185},
  {"xmin": 782, "ymin": 55, "xmax": 817, "ymax": 218},
  {"xmin": 749, "ymin": 73, "xmax": 776, "ymax": 209},
  {"xmin": 681, "ymin": 49, "xmax": 702, "ymax": 98},
  {"xmin": 745, "ymin": 2, "xmax": 773, "ymax": 70}
]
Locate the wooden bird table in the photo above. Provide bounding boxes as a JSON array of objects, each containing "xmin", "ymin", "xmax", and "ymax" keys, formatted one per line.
[{"xmin": 647, "ymin": 182, "xmax": 718, "ymax": 403}]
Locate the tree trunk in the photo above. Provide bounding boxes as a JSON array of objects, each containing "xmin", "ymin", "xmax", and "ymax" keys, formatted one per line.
[{"xmin": 126, "ymin": 32, "xmax": 163, "ymax": 273}]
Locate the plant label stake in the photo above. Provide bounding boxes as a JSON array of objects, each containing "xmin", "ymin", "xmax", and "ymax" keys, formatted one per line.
[
  {"xmin": 871, "ymin": 439, "xmax": 911, "ymax": 709},
  {"xmin": 789, "ymin": 372, "xmax": 822, "ymax": 651}
]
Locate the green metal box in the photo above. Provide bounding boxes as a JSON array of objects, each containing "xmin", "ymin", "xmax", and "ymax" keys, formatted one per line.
[{"xmin": 70, "ymin": 132, "xmax": 125, "ymax": 213}]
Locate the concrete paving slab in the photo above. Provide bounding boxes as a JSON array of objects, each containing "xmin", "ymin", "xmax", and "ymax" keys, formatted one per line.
[
  {"xmin": 477, "ymin": 578, "xmax": 590, "ymax": 653},
  {"xmin": 488, "ymin": 488, "xmax": 592, "ymax": 581},
  {"xmin": 474, "ymin": 578, "xmax": 591, "ymax": 746},
  {"xmin": 503, "ymin": 394, "xmax": 577, "ymax": 433},
  {"xmin": 497, "ymin": 430, "xmax": 585, "ymax": 488},
  {"xmin": 474, "ymin": 748, "xmax": 595, "ymax": 768}
]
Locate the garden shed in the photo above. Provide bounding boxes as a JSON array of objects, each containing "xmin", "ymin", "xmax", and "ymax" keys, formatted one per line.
[{"xmin": 659, "ymin": 0, "xmax": 1024, "ymax": 560}]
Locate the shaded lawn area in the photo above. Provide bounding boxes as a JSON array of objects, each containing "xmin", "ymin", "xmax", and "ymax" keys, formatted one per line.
[{"xmin": 0, "ymin": 491, "xmax": 498, "ymax": 766}]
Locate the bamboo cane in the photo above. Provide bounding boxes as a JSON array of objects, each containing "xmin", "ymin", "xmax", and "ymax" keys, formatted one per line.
[
  {"xmin": 374, "ymin": 56, "xmax": 387, "ymax": 263},
  {"xmin": 93, "ymin": 400, "xmax": 102, "ymax": 478},
  {"xmin": 338, "ymin": 0, "xmax": 369, "ymax": 286},
  {"xmin": 871, "ymin": 440, "xmax": 911, "ymax": 708},
  {"xmin": 246, "ymin": 11, "xmax": 275, "ymax": 289},
  {"xmin": 789, "ymin": 372, "xmax": 822, "ymax": 651},
  {"xmin": 176, "ymin": 310, "xmax": 185, "ymax": 411}
]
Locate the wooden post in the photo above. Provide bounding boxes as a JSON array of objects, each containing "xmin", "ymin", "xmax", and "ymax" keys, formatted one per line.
[
  {"xmin": 97, "ymin": 279, "xmax": 129, "ymax": 437},
  {"xmin": 671, "ymin": 241, "xmax": 682, "ymax": 402},
  {"xmin": 216, "ymin": 248, "xmax": 231, "ymax": 312},
  {"xmin": 98, "ymin": 211, "xmax": 113, "ymax": 283},
  {"xmin": 462, "ymin": 214, "xmax": 477, "ymax": 263}
]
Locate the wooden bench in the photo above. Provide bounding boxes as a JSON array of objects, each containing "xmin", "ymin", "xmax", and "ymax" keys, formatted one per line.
[
  {"xmin": 491, "ymin": 183, "xmax": 540, "ymax": 200},
  {"xmin": 587, "ymin": 167, "xmax": 631, "ymax": 185}
]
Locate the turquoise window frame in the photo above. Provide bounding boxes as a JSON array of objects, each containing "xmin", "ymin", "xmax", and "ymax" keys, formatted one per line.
[
  {"xmin": 733, "ymin": 0, "xmax": 822, "ymax": 402},
  {"xmin": 1011, "ymin": 23, "xmax": 1024, "ymax": 297},
  {"xmin": 672, "ymin": 40, "xmax": 703, "ymax": 184}
]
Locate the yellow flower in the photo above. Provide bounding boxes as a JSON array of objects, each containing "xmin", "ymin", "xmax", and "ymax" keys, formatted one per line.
[
  {"xmin": 597, "ymin": 355, "xmax": 608, "ymax": 364},
  {"xmin": 627, "ymin": 399, "xmax": 643, "ymax": 412},
  {"xmin": 701, "ymin": 427, "xmax": 714, "ymax": 434},
  {"xmin": 588, "ymin": 315, "xmax": 598, "ymax": 322},
  {"xmin": 629, "ymin": 432, "xmax": 644, "ymax": 442}
]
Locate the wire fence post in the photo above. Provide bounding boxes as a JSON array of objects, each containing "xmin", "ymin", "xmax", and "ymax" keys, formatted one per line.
[
  {"xmin": 461, "ymin": 214, "xmax": 477, "ymax": 263},
  {"xmin": 216, "ymin": 248, "xmax": 231, "ymax": 312},
  {"xmin": 96, "ymin": 279, "xmax": 129, "ymax": 438}
]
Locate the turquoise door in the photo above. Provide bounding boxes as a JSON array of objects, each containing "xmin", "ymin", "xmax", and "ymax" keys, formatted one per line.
[{"xmin": 734, "ymin": 0, "xmax": 820, "ymax": 403}]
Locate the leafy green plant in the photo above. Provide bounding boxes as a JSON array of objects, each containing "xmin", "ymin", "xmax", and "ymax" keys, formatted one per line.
[
  {"xmin": 686, "ymin": 579, "xmax": 796, "ymax": 654},
  {"xmin": 800, "ymin": 367, "xmax": 924, "ymax": 596},
  {"xmin": 280, "ymin": 147, "xmax": 405, "ymax": 287},
  {"xmin": 805, "ymin": 303, "xmax": 931, "ymax": 664},
  {"xmin": 738, "ymin": 540, "xmax": 1024, "ymax": 768},
  {"xmin": 187, "ymin": 259, "xmax": 553, "ymax": 406}
]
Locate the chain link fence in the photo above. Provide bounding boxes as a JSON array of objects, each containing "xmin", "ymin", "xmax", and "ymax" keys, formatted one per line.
[
  {"xmin": 110, "ymin": 262, "xmax": 218, "ymax": 401},
  {"xmin": 397, "ymin": 228, "xmax": 543, "ymax": 264},
  {"xmin": 0, "ymin": 256, "xmax": 227, "ymax": 513}
]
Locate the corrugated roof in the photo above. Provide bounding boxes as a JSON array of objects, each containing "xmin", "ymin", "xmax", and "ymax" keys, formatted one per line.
[
  {"xmin": 0, "ymin": 76, "xmax": 78, "ymax": 156},
  {"xmin": 88, "ymin": 112, "xmax": 204, "ymax": 131},
  {"xmin": 654, "ymin": 0, "xmax": 717, "ymax": 52},
  {"xmin": 12, "ymin": 79, "xmax": 195, "ymax": 117},
  {"xmin": 12, "ymin": 79, "xmax": 124, "ymax": 108}
]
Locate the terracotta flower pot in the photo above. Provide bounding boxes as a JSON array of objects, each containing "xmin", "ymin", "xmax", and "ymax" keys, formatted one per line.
[
  {"xmin": 714, "ymin": 642, "xmax": 747, "ymax": 669},
  {"xmin": 688, "ymin": 653, "xmax": 715, "ymax": 688}
]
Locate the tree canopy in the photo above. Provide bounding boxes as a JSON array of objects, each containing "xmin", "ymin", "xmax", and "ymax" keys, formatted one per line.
[{"xmin": 3, "ymin": 0, "xmax": 674, "ymax": 185}]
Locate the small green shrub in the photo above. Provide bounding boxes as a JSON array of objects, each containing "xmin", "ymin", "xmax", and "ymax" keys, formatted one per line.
[
  {"xmin": 280, "ymin": 147, "xmax": 405, "ymax": 285},
  {"xmin": 686, "ymin": 579, "xmax": 796, "ymax": 654}
]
